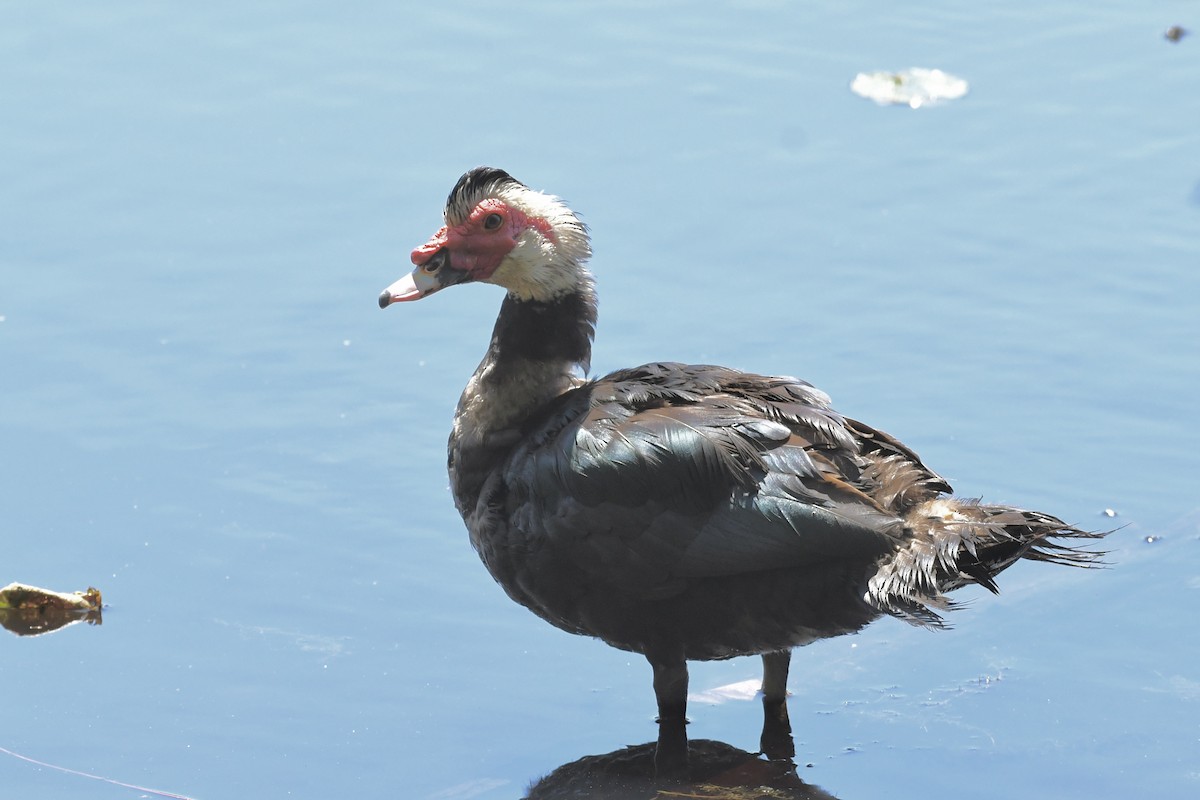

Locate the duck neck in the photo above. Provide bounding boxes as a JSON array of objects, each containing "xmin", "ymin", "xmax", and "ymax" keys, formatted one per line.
[{"xmin": 449, "ymin": 284, "xmax": 596, "ymax": 513}]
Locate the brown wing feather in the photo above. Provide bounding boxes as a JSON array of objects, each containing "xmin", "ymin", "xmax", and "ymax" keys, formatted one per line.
[{"xmin": 507, "ymin": 363, "xmax": 934, "ymax": 588}]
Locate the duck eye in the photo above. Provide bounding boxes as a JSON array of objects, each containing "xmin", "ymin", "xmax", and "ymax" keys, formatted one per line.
[{"xmin": 482, "ymin": 213, "xmax": 503, "ymax": 231}]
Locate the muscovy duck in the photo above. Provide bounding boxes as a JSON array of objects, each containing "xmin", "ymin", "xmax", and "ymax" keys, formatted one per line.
[{"xmin": 378, "ymin": 167, "xmax": 1104, "ymax": 730}]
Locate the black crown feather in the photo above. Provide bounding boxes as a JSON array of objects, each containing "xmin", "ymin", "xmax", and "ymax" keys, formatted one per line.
[{"xmin": 445, "ymin": 166, "xmax": 524, "ymax": 224}]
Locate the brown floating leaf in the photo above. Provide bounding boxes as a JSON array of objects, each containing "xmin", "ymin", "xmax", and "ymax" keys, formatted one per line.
[{"xmin": 0, "ymin": 583, "xmax": 103, "ymax": 636}]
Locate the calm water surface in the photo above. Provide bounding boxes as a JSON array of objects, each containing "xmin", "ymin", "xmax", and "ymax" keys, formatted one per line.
[{"xmin": 2, "ymin": 2, "xmax": 1198, "ymax": 798}]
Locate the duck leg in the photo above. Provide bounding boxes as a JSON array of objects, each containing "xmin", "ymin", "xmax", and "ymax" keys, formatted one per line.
[
  {"xmin": 760, "ymin": 650, "xmax": 795, "ymax": 760},
  {"xmin": 648, "ymin": 653, "xmax": 690, "ymax": 778},
  {"xmin": 761, "ymin": 649, "xmax": 791, "ymax": 703}
]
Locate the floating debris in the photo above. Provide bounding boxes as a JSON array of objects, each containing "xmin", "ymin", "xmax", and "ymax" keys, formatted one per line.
[
  {"xmin": 0, "ymin": 583, "xmax": 103, "ymax": 636},
  {"xmin": 688, "ymin": 678, "xmax": 763, "ymax": 705},
  {"xmin": 1165, "ymin": 25, "xmax": 1187, "ymax": 43},
  {"xmin": 851, "ymin": 68, "xmax": 968, "ymax": 108}
]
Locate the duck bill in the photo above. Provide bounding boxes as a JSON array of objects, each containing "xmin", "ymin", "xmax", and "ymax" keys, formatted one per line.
[{"xmin": 378, "ymin": 267, "xmax": 440, "ymax": 308}]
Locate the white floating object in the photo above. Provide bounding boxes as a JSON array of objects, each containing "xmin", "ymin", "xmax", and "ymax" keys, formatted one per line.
[
  {"xmin": 688, "ymin": 678, "xmax": 763, "ymax": 704},
  {"xmin": 851, "ymin": 67, "xmax": 968, "ymax": 108}
]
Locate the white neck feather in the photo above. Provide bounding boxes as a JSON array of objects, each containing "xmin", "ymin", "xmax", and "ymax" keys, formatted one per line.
[{"xmin": 487, "ymin": 185, "xmax": 593, "ymax": 303}]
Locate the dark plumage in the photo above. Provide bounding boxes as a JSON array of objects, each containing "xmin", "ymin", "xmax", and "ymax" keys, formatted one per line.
[
  {"xmin": 445, "ymin": 167, "xmax": 522, "ymax": 224},
  {"xmin": 379, "ymin": 167, "xmax": 1106, "ymax": 751}
]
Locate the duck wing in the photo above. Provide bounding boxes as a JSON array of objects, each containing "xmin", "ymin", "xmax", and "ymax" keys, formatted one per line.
[{"xmin": 502, "ymin": 362, "xmax": 948, "ymax": 596}]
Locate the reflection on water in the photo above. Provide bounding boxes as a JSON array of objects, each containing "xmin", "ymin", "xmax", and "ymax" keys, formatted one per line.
[
  {"xmin": 0, "ymin": 606, "xmax": 102, "ymax": 638},
  {"xmin": 525, "ymin": 737, "xmax": 837, "ymax": 800}
]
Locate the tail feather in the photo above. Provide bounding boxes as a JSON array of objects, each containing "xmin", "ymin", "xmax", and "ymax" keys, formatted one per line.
[{"xmin": 866, "ymin": 498, "xmax": 1108, "ymax": 626}]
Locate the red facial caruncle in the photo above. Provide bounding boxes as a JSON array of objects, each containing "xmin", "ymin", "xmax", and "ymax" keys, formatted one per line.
[{"xmin": 411, "ymin": 198, "xmax": 555, "ymax": 282}]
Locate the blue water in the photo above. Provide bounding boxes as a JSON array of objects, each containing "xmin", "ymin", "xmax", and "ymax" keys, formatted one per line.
[{"xmin": 3, "ymin": 2, "xmax": 1198, "ymax": 798}]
